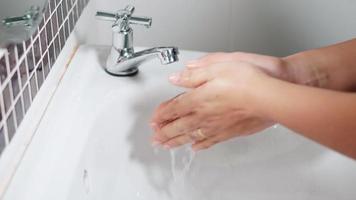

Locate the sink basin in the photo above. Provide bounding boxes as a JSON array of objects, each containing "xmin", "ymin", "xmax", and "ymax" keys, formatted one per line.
[{"xmin": 3, "ymin": 45, "xmax": 356, "ymax": 200}]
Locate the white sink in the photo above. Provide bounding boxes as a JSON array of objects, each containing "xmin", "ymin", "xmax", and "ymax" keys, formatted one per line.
[{"xmin": 4, "ymin": 45, "xmax": 356, "ymax": 200}]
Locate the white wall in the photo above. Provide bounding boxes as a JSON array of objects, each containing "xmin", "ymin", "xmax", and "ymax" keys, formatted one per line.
[{"xmin": 76, "ymin": 0, "xmax": 356, "ymax": 56}]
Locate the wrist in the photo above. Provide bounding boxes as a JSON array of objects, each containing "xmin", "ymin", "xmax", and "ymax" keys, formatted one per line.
[
  {"xmin": 275, "ymin": 58, "xmax": 297, "ymax": 83},
  {"xmin": 282, "ymin": 51, "xmax": 329, "ymax": 88},
  {"xmin": 244, "ymin": 72, "xmax": 277, "ymax": 120}
]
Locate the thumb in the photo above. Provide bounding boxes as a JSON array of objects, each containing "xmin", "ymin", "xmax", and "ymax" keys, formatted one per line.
[{"xmin": 169, "ymin": 68, "xmax": 212, "ymax": 88}]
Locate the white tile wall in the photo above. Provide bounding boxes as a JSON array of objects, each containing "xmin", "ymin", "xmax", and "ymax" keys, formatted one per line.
[
  {"xmin": 230, "ymin": 0, "xmax": 356, "ymax": 56},
  {"xmin": 76, "ymin": 0, "xmax": 356, "ymax": 55},
  {"xmin": 76, "ymin": 0, "xmax": 234, "ymax": 52}
]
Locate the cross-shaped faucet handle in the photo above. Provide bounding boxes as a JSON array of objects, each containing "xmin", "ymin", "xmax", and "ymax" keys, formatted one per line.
[{"xmin": 96, "ymin": 5, "xmax": 152, "ymax": 32}]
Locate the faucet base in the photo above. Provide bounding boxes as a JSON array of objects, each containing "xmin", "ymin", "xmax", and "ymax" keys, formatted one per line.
[{"xmin": 105, "ymin": 67, "xmax": 139, "ymax": 77}]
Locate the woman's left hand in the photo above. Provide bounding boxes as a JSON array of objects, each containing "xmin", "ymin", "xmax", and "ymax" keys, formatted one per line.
[{"xmin": 150, "ymin": 61, "xmax": 274, "ymax": 151}]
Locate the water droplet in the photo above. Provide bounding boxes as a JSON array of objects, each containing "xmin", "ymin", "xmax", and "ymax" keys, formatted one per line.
[{"xmin": 83, "ymin": 169, "xmax": 90, "ymax": 194}]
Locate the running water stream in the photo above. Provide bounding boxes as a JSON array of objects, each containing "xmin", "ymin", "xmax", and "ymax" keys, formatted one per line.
[
  {"xmin": 149, "ymin": 125, "xmax": 280, "ymax": 199},
  {"xmin": 169, "ymin": 145, "xmax": 196, "ymax": 200}
]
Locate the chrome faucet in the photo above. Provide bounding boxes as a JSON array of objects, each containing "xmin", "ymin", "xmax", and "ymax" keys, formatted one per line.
[{"xmin": 96, "ymin": 5, "xmax": 179, "ymax": 76}]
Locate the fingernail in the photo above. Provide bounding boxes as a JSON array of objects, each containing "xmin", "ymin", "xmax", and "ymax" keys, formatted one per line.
[
  {"xmin": 169, "ymin": 72, "xmax": 181, "ymax": 84},
  {"xmin": 150, "ymin": 122, "xmax": 159, "ymax": 131}
]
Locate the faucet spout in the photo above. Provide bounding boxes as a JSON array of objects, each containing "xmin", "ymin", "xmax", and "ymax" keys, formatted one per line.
[{"xmin": 105, "ymin": 47, "xmax": 179, "ymax": 76}]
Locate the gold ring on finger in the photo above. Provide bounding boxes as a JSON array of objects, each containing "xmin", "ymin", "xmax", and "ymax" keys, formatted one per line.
[{"xmin": 190, "ymin": 128, "xmax": 207, "ymax": 141}]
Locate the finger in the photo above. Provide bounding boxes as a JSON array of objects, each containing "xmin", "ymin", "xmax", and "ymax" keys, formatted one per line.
[
  {"xmin": 186, "ymin": 52, "xmax": 282, "ymax": 73},
  {"xmin": 230, "ymin": 53, "xmax": 283, "ymax": 72},
  {"xmin": 150, "ymin": 98, "xmax": 178, "ymax": 129},
  {"xmin": 151, "ymin": 93, "xmax": 185, "ymax": 123},
  {"xmin": 162, "ymin": 135, "xmax": 193, "ymax": 149},
  {"xmin": 186, "ymin": 52, "xmax": 255, "ymax": 68},
  {"xmin": 191, "ymin": 131, "xmax": 235, "ymax": 151},
  {"xmin": 152, "ymin": 114, "xmax": 199, "ymax": 143},
  {"xmin": 190, "ymin": 123, "xmax": 246, "ymax": 151},
  {"xmin": 169, "ymin": 67, "xmax": 213, "ymax": 88},
  {"xmin": 151, "ymin": 91, "xmax": 197, "ymax": 125},
  {"xmin": 185, "ymin": 53, "xmax": 226, "ymax": 68},
  {"xmin": 187, "ymin": 128, "xmax": 209, "ymax": 142},
  {"xmin": 191, "ymin": 117, "xmax": 273, "ymax": 151},
  {"xmin": 191, "ymin": 136, "xmax": 221, "ymax": 151}
]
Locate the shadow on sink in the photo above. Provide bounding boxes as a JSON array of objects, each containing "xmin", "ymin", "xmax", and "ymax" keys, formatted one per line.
[
  {"xmin": 125, "ymin": 90, "xmax": 327, "ymax": 199},
  {"xmin": 126, "ymin": 91, "xmax": 176, "ymax": 197}
]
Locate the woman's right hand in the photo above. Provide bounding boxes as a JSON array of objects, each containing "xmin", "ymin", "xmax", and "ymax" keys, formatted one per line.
[{"xmin": 151, "ymin": 61, "xmax": 275, "ymax": 151}]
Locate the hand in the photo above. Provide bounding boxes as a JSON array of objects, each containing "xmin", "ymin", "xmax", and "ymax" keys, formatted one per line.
[
  {"xmin": 150, "ymin": 61, "xmax": 274, "ymax": 151},
  {"xmin": 185, "ymin": 52, "xmax": 294, "ymax": 82}
]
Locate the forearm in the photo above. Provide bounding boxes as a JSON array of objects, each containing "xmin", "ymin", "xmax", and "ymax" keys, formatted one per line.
[
  {"xmin": 283, "ymin": 38, "xmax": 356, "ymax": 91},
  {"xmin": 253, "ymin": 76, "xmax": 356, "ymax": 159}
]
